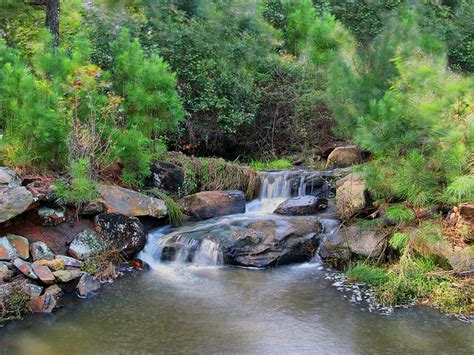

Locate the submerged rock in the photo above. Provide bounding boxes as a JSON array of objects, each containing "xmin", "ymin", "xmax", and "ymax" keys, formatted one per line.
[
  {"xmin": 68, "ymin": 229, "xmax": 107, "ymax": 260},
  {"xmin": 76, "ymin": 273, "xmax": 101, "ymax": 298},
  {"xmin": 274, "ymin": 196, "xmax": 328, "ymax": 215},
  {"xmin": 180, "ymin": 190, "xmax": 246, "ymax": 220},
  {"xmin": 94, "ymin": 213, "xmax": 146, "ymax": 257},
  {"xmin": 224, "ymin": 217, "xmax": 321, "ymax": 268},
  {"xmin": 98, "ymin": 184, "xmax": 167, "ymax": 219}
]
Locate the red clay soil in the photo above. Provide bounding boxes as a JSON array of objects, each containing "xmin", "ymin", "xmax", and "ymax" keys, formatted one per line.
[{"xmin": 0, "ymin": 209, "xmax": 94, "ymax": 255}]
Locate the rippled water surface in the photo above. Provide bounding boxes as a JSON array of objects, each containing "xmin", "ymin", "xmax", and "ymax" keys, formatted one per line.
[{"xmin": 1, "ymin": 264, "xmax": 472, "ymax": 354}]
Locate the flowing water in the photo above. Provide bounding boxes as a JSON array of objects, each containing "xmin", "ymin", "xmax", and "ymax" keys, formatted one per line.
[{"xmin": 0, "ymin": 171, "xmax": 473, "ymax": 354}]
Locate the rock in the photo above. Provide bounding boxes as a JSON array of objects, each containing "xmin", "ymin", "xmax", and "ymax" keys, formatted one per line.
[
  {"xmin": 94, "ymin": 213, "xmax": 146, "ymax": 257},
  {"xmin": 0, "ymin": 186, "xmax": 34, "ymax": 224},
  {"xmin": 336, "ymin": 173, "xmax": 368, "ymax": 219},
  {"xmin": 23, "ymin": 283, "xmax": 43, "ymax": 299},
  {"xmin": 145, "ymin": 161, "xmax": 185, "ymax": 194},
  {"xmin": 36, "ymin": 206, "xmax": 66, "ymax": 226},
  {"xmin": 55, "ymin": 255, "xmax": 82, "ymax": 268},
  {"xmin": 344, "ymin": 226, "xmax": 386, "ymax": 258},
  {"xmin": 0, "ymin": 263, "xmax": 13, "ymax": 282},
  {"xmin": 76, "ymin": 273, "xmax": 101, "ymax": 298},
  {"xmin": 52, "ymin": 269, "xmax": 84, "ymax": 283},
  {"xmin": 0, "ymin": 237, "xmax": 19, "ymax": 261},
  {"xmin": 459, "ymin": 203, "xmax": 474, "ymax": 222},
  {"xmin": 180, "ymin": 190, "xmax": 246, "ymax": 220},
  {"xmin": 30, "ymin": 241, "xmax": 55, "ymax": 261},
  {"xmin": 98, "ymin": 184, "xmax": 167, "ymax": 219},
  {"xmin": 68, "ymin": 229, "xmax": 107, "ymax": 260},
  {"xmin": 224, "ymin": 217, "xmax": 321, "ymax": 268},
  {"xmin": 6, "ymin": 234, "xmax": 29, "ymax": 260},
  {"xmin": 318, "ymin": 224, "xmax": 351, "ymax": 260},
  {"xmin": 31, "ymin": 264, "xmax": 55, "ymax": 285},
  {"xmin": 325, "ymin": 145, "xmax": 362, "ymax": 169},
  {"xmin": 31, "ymin": 291, "xmax": 58, "ymax": 313},
  {"xmin": 80, "ymin": 199, "xmax": 106, "ymax": 216},
  {"xmin": 33, "ymin": 258, "xmax": 65, "ymax": 271},
  {"xmin": 0, "ymin": 167, "xmax": 22, "ymax": 187},
  {"xmin": 274, "ymin": 196, "xmax": 328, "ymax": 215},
  {"xmin": 13, "ymin": 258, "xmax": 38, "ymax": 280}
]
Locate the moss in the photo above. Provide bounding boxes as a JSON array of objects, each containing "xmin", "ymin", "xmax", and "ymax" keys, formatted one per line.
[
  {"xmin": 249, "ymin": 158, "xmax": 293, "ymax": 171},
  {"xmin": 0, "ymin": 281, "xmax": 31, "ymax": 326}
]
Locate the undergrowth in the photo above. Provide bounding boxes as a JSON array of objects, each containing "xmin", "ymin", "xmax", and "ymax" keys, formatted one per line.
[
  {"xmin": 0, "ymin": 281, "xmax": 31, "ymax": 326},
  {"xmin": 249, "ymin": 158, "xmax": 293, "ymax": 171}
]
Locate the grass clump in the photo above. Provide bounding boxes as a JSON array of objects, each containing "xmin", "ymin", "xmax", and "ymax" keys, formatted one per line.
[
  {"xmin": 249, "ymin": 158, "xmax": 293, "ymax": 171},
  {"xmin": 0, "ymin": 281, "xmax": 31, "ymax": 326},
  {"xmin": 346, "ymin": 263, "xmax": 389, "ymax": 286},
  {"xmin": 145, "ymin": 189, "xmax": 184, "ymax": 225}
]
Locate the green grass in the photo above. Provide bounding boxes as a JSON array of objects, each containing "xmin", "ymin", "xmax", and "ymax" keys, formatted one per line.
[
  {"xmin": 346, "ymin": 263, "xmax": 389, "ymax": 286},
  {"xmin": 249, "ymin": 158, "xmax": 293, "ymax": 171},
  {"xmin": 145, "ymin": 189, "xmax": 185, "ymax": 225}
]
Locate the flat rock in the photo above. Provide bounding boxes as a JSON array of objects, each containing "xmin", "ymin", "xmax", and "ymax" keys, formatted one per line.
[
  {"xmin": 13, "ymin": 258, "xmax": 38, "ymax": 280},
  {"xmin": 94, "ymin": 214, "xmax": 146, "ymax": 257},
  {"xmin": 30, "ymin": 241, "xmax": 55, "ymax": 261},
  {"xmin": 31, "ymin": 264, "xmax": 56, "ymax": 285},
  {"xmin": 0, "ymin": 237, "xmax": 19, "ymax": 261},
  {"xmin": 76, "ymin": 273, "xmax": 101, "ymax": 298},
  {"xmin": 55, "ymin": 255, "xmax": 82, "ymax": 268},
  {"xmin": 68, "ymin": 229, "xmax": 107, "ymax": 260},
  {"xmin": 53, "ymin": 269, "xmax": 84, "ymax": 283},
  {"xmin": 6, "ymin": 234, "xmax": 29, "ymax": 260},
  {"xmin": 274, "ymin": 196, "xmax": 328, "ymax": 215},
  {"xmin": 98, "ymin": 184, "xmax": 168, "ymax": 219},
  {"xmin": 180, "ymin": 190, "xmax": 246, "ymax": 220}
]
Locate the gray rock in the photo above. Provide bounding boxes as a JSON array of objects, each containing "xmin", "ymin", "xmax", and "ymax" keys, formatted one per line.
[
  {"xmin": 13, "ymin": 258, "xmax": 38, "ymax": 280},
  {"xmin": 76, "ymin": 273, "xmax": 101, "ymax": 298},
  {"xmin": 98, "ymin": 184, "xmax": 168, "ymax": 218},
  {"xmin": 336, "ymin": 173, "xmax": 368, "ymax": 219},
  {"xmin": 0, "ymin": 186, "xmax": 34, "ymax": 224},
  {"xmin": 0, "ymin": 263, "xmax": 13, "ymax": 282},
  {"xmin": 30, "ymin": 241, "xmax": 55, "ymax": 261},
  {"xmin": 68, "ymin": 229, "xmax": 107, "ymax": 260},
  {"xmin": 0, "ymin": 237, "xmax": 19, "ymax": 261},
  {"xmin": 345, "ymin": 226, "xmax": 386, "ymax": 258},
  {"xmin": 145, "ymin": 161, "xmax": 185, "ymax": 194},
  {"xmin": 94, "ymin": 214, "xmax": 146, "ymax": 257},
  {"xmin": 326, "ymin": 145, "xmax": 362, "ymax": 169},
  {"xmin": 52, "ymin": 269, "xmax": 84, "ymax": 283},
  {"xmin": 0, "ymin": 167, "xmax": 22, "ymax": 188},
  {"xmin": 55, "ymin": 255, "xmax": 82, "ymax": 268},
  {"xmin": 274, "ymin": 196, "xmax": 328, "ymax": 215},
  {"xmin": 180, "ymin": 190, "xmax": 246, "ymax": 220}
]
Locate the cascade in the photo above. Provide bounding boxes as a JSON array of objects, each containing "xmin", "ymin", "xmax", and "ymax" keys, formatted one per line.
[{"xmin": 140, "ymin": 170, "xmax": 336, "ymax": 268}]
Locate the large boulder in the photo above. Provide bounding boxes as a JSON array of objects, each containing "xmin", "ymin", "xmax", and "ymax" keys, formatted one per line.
[
  {"xmin": 98, "ymin": 184, "xmax": 167, "ymax": 219},
  {"xmin": 94, "ymin": 213, "xmax": 147, "ymax": 257},
  {"xmin": 0, "ymin": 168, "xmax": 34, "ymax": 224},
  {"xmin": 224, "ymin": 217, "xmax": 321, "ymax": 268},
  {"xmin": 325, "ymin": 145, "xmax": 362, "ymax": 169},
  {"xmin": 274, "ymin": 196, "xmax": 328, "ymax": 216},
  {"xmin": 336, "ymin": 173, "xmax": 368, "ymax": 219},
  {"xmin": 68, "ymin": 229, "xmax": 107, "ymax": 260},
  {"xmin": 145, "ymin": 161, "xmax": 185, "ymax": 194},
  {"xmin": 180, "ymin": 190, "xmax": 246, "ymax": 220}
]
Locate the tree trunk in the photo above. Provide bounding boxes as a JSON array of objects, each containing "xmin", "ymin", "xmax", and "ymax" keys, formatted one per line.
[{"xmin": 45, "ymin": 0, "xmax": 60, "ymax": 48}]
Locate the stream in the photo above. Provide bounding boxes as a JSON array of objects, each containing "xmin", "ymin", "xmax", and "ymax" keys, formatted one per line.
[{"xmin": 0, "ymin": 171, "xmax": 473, "ymax": 354}]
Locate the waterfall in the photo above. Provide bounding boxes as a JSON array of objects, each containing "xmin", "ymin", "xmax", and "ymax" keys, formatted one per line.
[{"xmin": 140, "ymin": 169, "xmax": 335, "ymax": 268}]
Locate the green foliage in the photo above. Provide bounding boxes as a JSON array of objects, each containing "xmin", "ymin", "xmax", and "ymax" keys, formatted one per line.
[
  {"xmin": 54, "ymin": 159, "xmax": 99, "ymax": 207},
  {"xmin": 389, "ymin": 232, "xmax": 411, "ymax": 251},
  {"xmin": 0, "ymin": 281, "xmax": 31, "ymax": 325},
  {"xmin": 146, "ymin": 189, "xmax": 184, "ymax": 225},
  {"xmin": 346, "ymin": 263, "xmax": 389, "ymax": 286},
  {"xmin": 385, "ymin": 205, "xmax": 416, "ymax": 224},
  {"xmin": 249, "ymin": 158, "xmax": 293, "ymax": 171}
]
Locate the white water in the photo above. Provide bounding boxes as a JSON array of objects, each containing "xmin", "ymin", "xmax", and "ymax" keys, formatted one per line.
[{"xmin": 140, "ymin": 170, "xmax": 335, "ymax": 269}]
